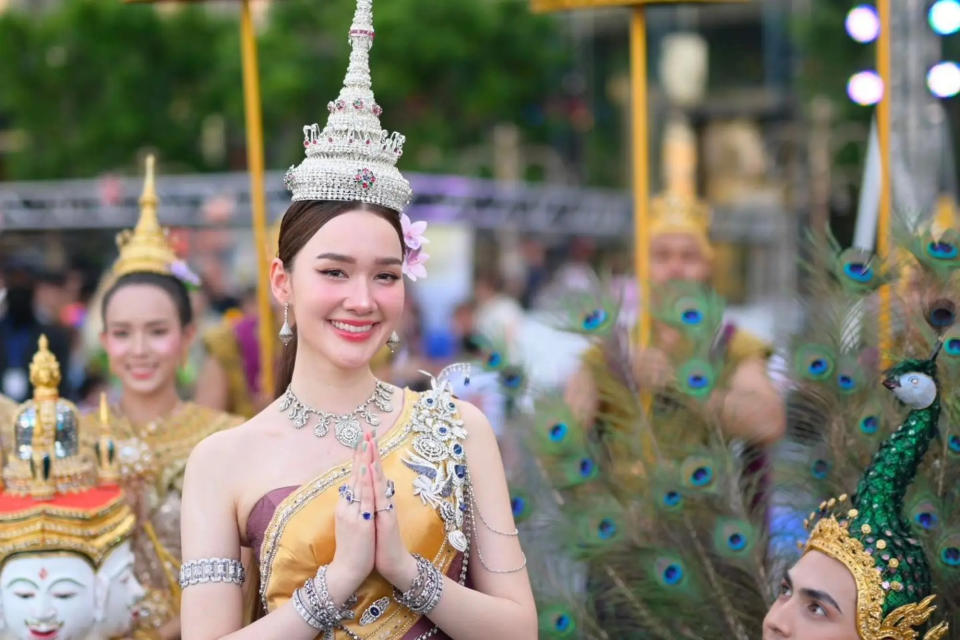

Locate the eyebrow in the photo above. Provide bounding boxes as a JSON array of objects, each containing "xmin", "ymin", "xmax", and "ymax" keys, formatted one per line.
[
  {"xmin": 5, "ymin": 578, "xmax": 38, "ymax": 589},
  {"xmin": 786, "ymin": 571, "xmax": 843, "ymax": 614},
  {"xmin": 315, "ymin": 252, "xmax": 403, "ymax": 266},
  {"xmin": 106, "ymin": 320, "xmax": 172, "ymax": 328},
  {"xmin": 49, "ymin": 578, "xmax": 85, "ymax": 589}
]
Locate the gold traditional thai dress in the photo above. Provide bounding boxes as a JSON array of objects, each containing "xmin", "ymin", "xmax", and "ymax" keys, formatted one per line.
[
  {"xmin": 249, "ymin": 380, "xmax": 471, "ymax": 639},
  {"xmin": 81, "ymin": 402, "xmax": 242, "ymax": 631}
]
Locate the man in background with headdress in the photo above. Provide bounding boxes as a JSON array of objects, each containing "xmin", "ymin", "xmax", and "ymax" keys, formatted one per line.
[{"xmin": 564, "ymin": 120, "xmax": 785, "ymax": 446}]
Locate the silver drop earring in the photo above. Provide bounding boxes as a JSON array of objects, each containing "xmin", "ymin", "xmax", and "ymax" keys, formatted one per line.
[
  {"xmin": 387, "ymin": 331, "xmax": 401, "ymax": 353},
  {"xmin": 279, "ymin": 303, "xmax": 294, "ymax": 346}
]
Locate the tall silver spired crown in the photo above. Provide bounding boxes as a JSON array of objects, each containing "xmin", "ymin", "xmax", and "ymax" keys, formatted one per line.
[{"xmin": 283, "ymin": 0, "xmax": 412, "ymax": 213}]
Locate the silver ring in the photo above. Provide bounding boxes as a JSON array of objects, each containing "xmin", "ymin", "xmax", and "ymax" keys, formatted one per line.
[
  {"xmin": 375, "ymin": 503, "xmax": 394, "ymax": 514},
  {"xmin": 385, "ymin": 479, "xmax": 396, "ymax": 499},
  {"xmin": 339, "ymin": 484, "xmax": 358, "ymax": 504}
]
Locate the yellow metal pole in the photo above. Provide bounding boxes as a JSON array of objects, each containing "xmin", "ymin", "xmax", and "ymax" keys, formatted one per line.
[
  {"xmin": 630, "ymin": 7, "xmax": 659, "ymax": 462},
  {"xmin": 877, "ymin": 0, "xmax": 892, "ymax": 365},
  {"xmin": 631, "ymin": 7, "xmax": 651, "ymax": 351},
  {"xmin": 240, "ymin": 0, "xmax": 275, "ymax": 396}
]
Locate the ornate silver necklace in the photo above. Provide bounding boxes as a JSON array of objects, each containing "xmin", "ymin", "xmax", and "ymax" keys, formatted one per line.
[{"xmin": 279, "ymin": 381, "xmax": 394, "ymax": 449}]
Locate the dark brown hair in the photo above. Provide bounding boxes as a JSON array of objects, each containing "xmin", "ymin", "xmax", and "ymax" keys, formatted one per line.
[
  {"xmin": 102, "ymin": 272, "xmax": 193, "ymax": 328},
  {"xmin": 274, "ymin": 200, "xmax": 404, "ymax": 397}
]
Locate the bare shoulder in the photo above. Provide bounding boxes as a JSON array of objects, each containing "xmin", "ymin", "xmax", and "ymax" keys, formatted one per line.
[
  {"xmin": 452, "ymin": 398, "xmax": 499, "ymax": 460},
  {"xmin": 185, "ymin": 412, "xmax": 265, "ymax": 483},
  {"xmin": 453, "ymin": 398, "xmax": 494, "ymax": 436}
]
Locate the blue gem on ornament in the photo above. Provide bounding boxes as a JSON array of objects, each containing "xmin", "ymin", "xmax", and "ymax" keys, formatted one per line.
[
  {"xmin": 455, "ymin": 464, "xmax": 466, "ymax": 478},
  {"xmin": 453, "ymin": 444, "xmax": 463, "ymax": 455}
]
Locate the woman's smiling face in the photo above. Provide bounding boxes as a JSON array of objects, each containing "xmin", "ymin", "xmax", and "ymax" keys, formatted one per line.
[
  {"xmin": 275, "ymin": 209, "xmax": 405, "ymax": 371},
  {"xmin": 101, "ymin": 283, "xmax": 193, "ymax": 397}
]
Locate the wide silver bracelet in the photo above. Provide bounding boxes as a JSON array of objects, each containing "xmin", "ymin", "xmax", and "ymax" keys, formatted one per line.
[
  {"xmin": 293, "ymin": 565, "xmax": 355, "ymax": 631},
  {"xmin": 393, "ymin": 554, "xmax": 443, "ymax": 615},
  {"xmin": 178, "ymin": 557, "xmax": 245, "ymax": 589}
]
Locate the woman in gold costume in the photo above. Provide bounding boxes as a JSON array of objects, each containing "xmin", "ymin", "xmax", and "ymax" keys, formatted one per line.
[
  {"xmin": 83, "ymin": 155, "xmax": 242, "ymax": 638},
  {"xmin": 178, "ymin": 1, "xmax": 535, "ymax": 638}
]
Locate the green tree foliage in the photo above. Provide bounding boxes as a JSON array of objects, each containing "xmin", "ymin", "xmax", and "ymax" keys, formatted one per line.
[
  {"xmin": 0, "ymin": 0, "xmax": 240, "ymax": 178},
  {"xmin": 0, "ymin": 0, "xmax": 573, "ymax": 180},
  {"xmin": 259, "ymin": 0, "xmax": 572, "ymax": 175}
]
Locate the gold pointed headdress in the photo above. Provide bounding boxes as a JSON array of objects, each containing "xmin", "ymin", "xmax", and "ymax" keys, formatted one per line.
[
  {"xmin": 0, "ymin": 337, "xmax": 134, "ymax": 567},
  {"xmin": 110, "ymin": 155, "xmax": 198, "ymax": 286},
  {"xmin": 650, "ymin": 118, "xmax": 712, "ymax": 254}
]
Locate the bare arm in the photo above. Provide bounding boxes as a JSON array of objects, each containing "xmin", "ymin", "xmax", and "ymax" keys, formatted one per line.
[
  {"xmin": 179, "ymin": 432, "xmax": 370, "ymax": 639},
  {"xmin": 564, "ymin": 364, "xmax": 598, "ymax": 427},
  {"xmin": 375, "ymin": 401, "xmax": 537, "ymax": 640},
  {"xmin": 713, "ymin": 357, "xmax": 786, "ymax": 445}
]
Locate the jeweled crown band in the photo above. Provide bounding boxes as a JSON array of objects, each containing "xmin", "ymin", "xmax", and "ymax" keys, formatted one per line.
[{"xmin": 179, "ymin": 557, "xmax": 246, "ymax": 589}]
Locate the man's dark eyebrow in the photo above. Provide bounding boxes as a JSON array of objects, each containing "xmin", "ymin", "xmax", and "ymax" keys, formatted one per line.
[
  {"xmin": 786, "ymin": 570, "xmax": 843, "ymax": 614},
  {"xmin": 800, "ymin": 587, "xmax": 843, "ymax": 614}
]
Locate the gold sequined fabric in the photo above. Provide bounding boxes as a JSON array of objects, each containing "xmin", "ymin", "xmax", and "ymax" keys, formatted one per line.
[{"xmin": 80, "ymin": 402, "xmax": 242, "ymax": 629}]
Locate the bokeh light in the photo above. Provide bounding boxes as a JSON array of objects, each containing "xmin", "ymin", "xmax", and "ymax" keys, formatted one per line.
[
  {"xmin": 845, "ymin": 5, "xmax": 881, "ymax": 43},
  {"xmin": 929, "ymin": 0, "xmax": 960, "ymax": 36},
  {"xmin": 847, "ymin": 70, "xmax": 884, "ymax": 105},
  {"xmin": 927, "ymin": 61, "xmax": 960, "ymax": 98}
]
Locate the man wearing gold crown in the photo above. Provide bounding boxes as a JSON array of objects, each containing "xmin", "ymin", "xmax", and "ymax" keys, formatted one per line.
[
  {"xmin": 80, "ymin": 156, "xmax": 242, "ymax": 638},
  {"xmin": 564, "ymin": 120, "xmax": 785, "ymax": 448},
  {"xmin": 0, "ymin": 336, "xmax": 146, "ymax": 640}
]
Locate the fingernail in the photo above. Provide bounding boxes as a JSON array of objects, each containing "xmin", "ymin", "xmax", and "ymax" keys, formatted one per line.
[
  {"xmin": 360, "ymin": 465, "xmax": 366, "ymax": 475},
  {"xmin": 362, "ymin": 441, "xmax": 368, "ymax": 452},
  {"xmin": 375, "ymin": 461, "xmax": 382, "ymax": 473}
]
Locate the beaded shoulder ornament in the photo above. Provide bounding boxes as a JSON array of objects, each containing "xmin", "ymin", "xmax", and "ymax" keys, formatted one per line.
[
  {"xmin": 402, "ymin": 369, "xmax": 470, "ymax": 553},
  {"xmin": 803, "ymin": 349, "xmax": 949, "ymax": 640}
]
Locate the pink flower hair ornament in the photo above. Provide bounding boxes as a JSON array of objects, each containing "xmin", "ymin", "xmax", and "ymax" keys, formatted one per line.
[
  {"xmin": 400, "ymin": 213, "xmax": 430, "ymax": 280},
  {"xmin": 169, "ymin": 259, "xmax": 202, "ymax": 290}
]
